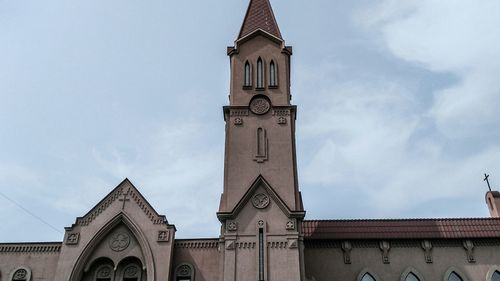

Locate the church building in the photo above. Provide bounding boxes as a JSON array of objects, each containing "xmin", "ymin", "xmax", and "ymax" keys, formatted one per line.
[{"xmin": 2, "ymin": 1, "xmax": 500, "ymax": 281}]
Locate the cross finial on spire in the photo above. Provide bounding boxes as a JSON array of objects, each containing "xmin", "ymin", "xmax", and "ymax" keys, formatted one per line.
[
  {"xmin": 238, "ymin": 0, "xmax": 282, "ymax": 40},
  {"xmin": 485, "ymin": 173, "xmax": 492, "ymax": 192}
]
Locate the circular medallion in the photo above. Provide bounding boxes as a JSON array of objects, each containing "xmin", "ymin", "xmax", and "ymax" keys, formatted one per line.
[
  {"xmin": 252, "ymin": 193, "xmax": 270, "ymax": 209},
  {"xmin": 109, "ymin": 232, "xmax": 130, "ymax": 252},
  {"xmin": 97, "ymin": 267, "xmax": 111, "ymax": 278},
  {"xmin": 177, "ymin": 265, "xmax": 192, "ymax": 276},
  {"xmin": 124, "ymin": 265, "xmax": 139, "ymax": 278},
  {"xmin": 250, "ymin": 97, "xmax": 270, "ymax": 115}
]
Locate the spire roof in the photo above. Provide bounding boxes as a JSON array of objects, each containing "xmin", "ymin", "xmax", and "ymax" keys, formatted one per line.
[{"xmin": 238, "ymin": 0, "xmax": 282, "ymax": 40}]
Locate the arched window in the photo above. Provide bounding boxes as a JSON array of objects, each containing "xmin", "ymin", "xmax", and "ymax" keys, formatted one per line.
[
  {"xmin": 405, "ymin": 272, "xmax": 420, "ymax": 281},
  {"xmin": 448, "ymin": 272, "xmax": 463, "ymax": 281},
  {"xmin": 256, "ymin": 58, "xmax": 264, "ymax": 89},
  {"xmin": 269, "ymin": 60, "xmax": 277, "ymax": 87},
  {"xmin": 362, "ymin": 273, "xmax": 376, "ymax": 281},
  {"xmin": 244, "ymin": 61, "xmax": 252, "ymax": 87},
  {"xmin": 492, "ymin": 271, "xmax": 500, "ymax": 281},
  {"xmin": 8, "ymin": 267, "xmax": 31, "ymax": 281},
  {"xmin": 175, "ymin": 263, "xmax": 195, "ymax": 281}
]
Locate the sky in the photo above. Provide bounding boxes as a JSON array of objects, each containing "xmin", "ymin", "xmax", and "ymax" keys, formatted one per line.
[{"xmin": 0, "ymin": 0, "xmax": 499, "ymax": 242}]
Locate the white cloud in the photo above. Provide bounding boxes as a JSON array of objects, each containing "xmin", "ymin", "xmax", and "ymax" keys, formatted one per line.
[{"xmin": 360, "ymin": 0, "xmax": 500, "ymax": 138}]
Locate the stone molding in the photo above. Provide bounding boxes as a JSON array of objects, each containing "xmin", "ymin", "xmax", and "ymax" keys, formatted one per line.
[
  {"xmin": 267, "ymin": 241, "xmax": 287, "ymax": 249},
  {"xmin": 0, "ymin": 243, "xmax": 61, "ymax": 254},
  {"xmin": 174, "ymin": 240, "xmax": 219, "ymax": 249}
]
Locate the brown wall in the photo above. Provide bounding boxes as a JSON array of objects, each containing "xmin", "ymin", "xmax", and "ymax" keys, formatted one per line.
[
  {"xmin": 172, "ymin": 239, "xmax": 221, "ymax": 281},
  {"xmin": 0, "ymin": 243, "xmax": 61, "ymax": 281},
  {"xmin": 304, "ymin": 239, "xmax": 500, "ymax": 281}
]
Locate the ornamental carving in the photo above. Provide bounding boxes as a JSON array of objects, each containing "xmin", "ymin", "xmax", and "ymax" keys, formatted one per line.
[
  {"xmin": 109, "ymin": 232, "xmax": 130, "ymax": 252},
  {"xmin": 252, "ymin": 193, "xmax": 270, "ymax": 209},
  {"xmin": 278, "ymin": 116, "xmax": 287, "ymax": 125},
  {"xmin": 227, "ymin": 221, "xmax": 238, "ymax": 231},
  {"xmin": 234, "ymin": 117, "xmax": 243, "ymax": 126},
  {"xmin": 463, "ymin": 240, "xmax": 475, "ymax": 263},
  {"xmin": 250, "ymin": 98, "xmax": 270, "ymax": 115},
  {"xmin": 177, "ymin": 264, "xmax": 192, "ymax": 276},
  {"xmin": 286, "ymin": 220, "xmax": 295, "ymax": 230},
  {"xmin": 158, "ymin": 230, "xmax": 170, "ymax": 242},
  {"xmin": 379, "ymin": 241, "xmax": 391, "ymax": 264},
  {"xmin": 66, "ymin": 232, "xmax": 79, "ymax": 245},
  {"xmin": 341, "ymin": 241, "xmax": 352, "ymax": 264},
  {"xmin": 124, "ymin": 265, "xmax": 139, "ymax": 278},
  {"xmin": 13, "ymin": 269, "xmax": 27, "ymax": 280},
  {"xmin": 421, "ymin": 240, "xmax": 433, "ymax": 263},
  {"xmin": 97, "ymin": 267, "xmax": 111, "ymax": 279}
]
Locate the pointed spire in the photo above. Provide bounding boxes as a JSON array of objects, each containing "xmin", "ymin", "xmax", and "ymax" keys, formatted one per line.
[{"xmin": 238, "ymin": 0, "xmax": 282, "ymax": 40}]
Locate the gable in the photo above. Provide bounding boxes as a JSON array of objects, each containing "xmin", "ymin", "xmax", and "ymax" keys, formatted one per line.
[
  {"xmin": 217, "ymin": 175, "xmax": 305, "ymax": 221},
  {"xmin": 72, "ymin": 178, "xmax": 168, "ymax": 227}
]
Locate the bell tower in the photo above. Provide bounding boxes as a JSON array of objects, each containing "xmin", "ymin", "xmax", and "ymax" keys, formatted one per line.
[{"xmin": 218, "ymin": 1, "xmax": 305, "ymax": 280}]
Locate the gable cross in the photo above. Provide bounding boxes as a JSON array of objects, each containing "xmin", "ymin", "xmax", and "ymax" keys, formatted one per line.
[
  {"xmin": 119, "ymin": 188, "xmax": 131, "ymax": 210},
  {"xmin": 484, "ymin": 173, "xmax": 492, "ymax": 192}
]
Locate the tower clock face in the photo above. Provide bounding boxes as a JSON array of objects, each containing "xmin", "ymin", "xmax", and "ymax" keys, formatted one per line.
[{"xmin": 250, "ymin": 97, "xmax": 271, "ymax": 115}]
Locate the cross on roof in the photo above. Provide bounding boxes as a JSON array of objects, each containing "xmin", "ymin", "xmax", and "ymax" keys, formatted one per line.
[{"xmin": 484, "ymin": 173, "xmax": 492, "ymax": 192}]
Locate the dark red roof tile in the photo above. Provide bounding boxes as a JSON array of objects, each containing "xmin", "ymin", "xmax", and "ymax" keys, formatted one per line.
[
  {"xmin": 302, "ymin": 218, "xmax": 500, "ymax": 240},
  {"xmin": 238, "ymin": 0, "xmax": 282, "ymax": 40}
]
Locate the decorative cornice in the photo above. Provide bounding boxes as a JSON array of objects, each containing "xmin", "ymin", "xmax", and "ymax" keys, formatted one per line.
[
  {"xmin": 0, "ymin": 243, "xmax": 62, "ymax": 254},
  {"xmin": 174, "ymin": 240, "xmax": 219, "ymax": 249}
]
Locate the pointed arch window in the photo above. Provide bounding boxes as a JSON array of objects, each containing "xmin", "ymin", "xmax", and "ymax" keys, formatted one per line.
[
  {"xmin": 405, "ymin": 272, "xmax": 420, "ymax": 281},
  {"xmin": 492, "ymin": 271, "xmax": 500, "ymax": 281},
  {"xmin": 361, "ymin": 273, "xmax": 376, "ymax": 281},
  {"xmin": 448, "ymin": 272, "xmax": 463, "ymax": 281},
  {"xmin": 256, "ymin": 58, "xmax": 264, "ymax": 89},
  {"xmin": 269, "ymin": 60, "xmax": 277, "ymax": 87},
  {"xmin": 244, "ymin": 61, "xmax": 252, "ymax": 87}
]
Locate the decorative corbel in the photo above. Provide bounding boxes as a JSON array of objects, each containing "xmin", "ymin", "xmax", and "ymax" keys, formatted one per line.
[
  {"xmin": 463, "ymin": 240, "xmax": 475, "ymax": 263},
  {"xmin": 379, "ymin": 241, "xmax": 390, "ymax": 264},
  {"xmin": 341, "ymin": 241, "xmax": 352, "ymax": 264},
  {"xmin": 421, "ymin": 240, "xmax": 433, "ymax": 263}
]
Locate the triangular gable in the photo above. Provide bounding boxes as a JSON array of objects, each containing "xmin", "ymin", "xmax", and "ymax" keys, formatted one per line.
[
  {"xmin": 236, "ymin": 28, "xmax": 284, "ymax": 47},
  {"xmin": 217, "ymin": 175, "xmax": 305, "ymax": 221},
  {"xmin": 70, "ymin": 178, "xmax": 168, "ymax": 228}
]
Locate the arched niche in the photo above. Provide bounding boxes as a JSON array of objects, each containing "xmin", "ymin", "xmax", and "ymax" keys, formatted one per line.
[{"xmin": 70, "ymin": 212, "xmax": 155, "ymax": 281}]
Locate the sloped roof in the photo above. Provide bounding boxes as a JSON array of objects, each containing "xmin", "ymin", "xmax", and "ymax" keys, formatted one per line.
[
  {"xmin": 238, "ymin": 0, "xmax": 282, "ymax": 40},
  {"xmin": 302, "ymin": 218, "xmax": 500, "ymax": 240}
]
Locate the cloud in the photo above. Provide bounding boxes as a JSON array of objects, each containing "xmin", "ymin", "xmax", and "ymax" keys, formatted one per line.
[
  {"xmin": 360, "ymin": 0, "xmax": 500, "ymax": 139},
  {"xmin": 296, "ymin": 0, "xmax": 500, "ymax": 218}
]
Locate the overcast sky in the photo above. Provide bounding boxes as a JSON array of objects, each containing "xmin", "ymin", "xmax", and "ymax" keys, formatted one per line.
[{"xmin": 1, "ymin": 0, "xmax": 499, "ymax": 242}]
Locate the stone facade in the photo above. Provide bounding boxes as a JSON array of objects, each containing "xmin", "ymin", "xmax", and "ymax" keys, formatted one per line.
[{"xmin": 2, "ymin": 1, "xmax": 500, "ymax": 281}]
